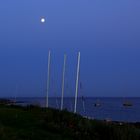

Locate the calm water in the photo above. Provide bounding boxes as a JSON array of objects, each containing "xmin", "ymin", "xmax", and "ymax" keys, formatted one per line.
[{"xmin": 13, "ymin": 97, "xmax": 140, "ymax": 122}]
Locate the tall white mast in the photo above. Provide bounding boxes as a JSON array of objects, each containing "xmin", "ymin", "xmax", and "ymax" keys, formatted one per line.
[
  {"xmin": 46, "ymin": 50, "xmax": 51, "ymax": 108},
  {"xmin": 61, "ymin": 54, "xmax": 67, "ymax": 110},
  {"xmin": 74, "ymin": 52, "xmax": 81, "ymax": 113}
]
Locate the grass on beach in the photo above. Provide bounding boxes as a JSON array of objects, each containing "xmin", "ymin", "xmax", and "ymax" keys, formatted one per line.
[{"xmin": 0, "ymin": 104, "xmax": 140, "ymax": 140}]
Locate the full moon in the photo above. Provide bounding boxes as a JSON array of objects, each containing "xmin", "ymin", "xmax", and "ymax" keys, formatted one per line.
[{"xmin": 41, "ymin": 18, "xmax": 45, "ymax": 23}]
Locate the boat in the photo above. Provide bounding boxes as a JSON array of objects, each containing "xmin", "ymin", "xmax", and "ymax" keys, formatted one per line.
[
  {"xmin": 94, "ymin": 100, "xmax": 101, "ymax": 107},
  {"xmin": 123, "ymin": 101, "xmax": 133, "ymax": 107},
  {"xmin": 94, "ymin": 103, "xmax": 101, "ymax": 107}
]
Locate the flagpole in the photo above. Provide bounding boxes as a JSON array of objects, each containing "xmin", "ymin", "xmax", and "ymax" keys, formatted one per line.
[
  {"xmin": 74, "ymin": 52, "xmax": 81, "ymax": 113},
  {"xmin": 46, "ymin": 50, "xmax": 51, "ymax": 108},
  {"xmin": 61, "ymin": 54, "xmax": 67, "ymax": 110}
]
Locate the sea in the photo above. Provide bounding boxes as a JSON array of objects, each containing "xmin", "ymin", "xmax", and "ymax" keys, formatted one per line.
[{"xmin": 11, "ymin": 97, "xmax": 140, "ymax": 123}]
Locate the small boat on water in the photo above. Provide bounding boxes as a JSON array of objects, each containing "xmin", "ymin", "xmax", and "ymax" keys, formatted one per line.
[
  {"xmin": 123, "ymin": 101, "xmax": 133, "ymax": 107},
  {"xmin": 94, "ymin": 100, "xmax": 101, "ymax": 107},
  {"xmin": 94, "ymin": 103, "xmax": 101, "ymax": 107}
]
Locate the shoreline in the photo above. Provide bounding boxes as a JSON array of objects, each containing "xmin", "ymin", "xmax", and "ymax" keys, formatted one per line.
[
  {"xmin": 0, "ymin": 98, "xmax": 139, "ymax": 124},
  {"xmin": 0, "ymin": 102, "xmax": 140, "ymax": 139}
]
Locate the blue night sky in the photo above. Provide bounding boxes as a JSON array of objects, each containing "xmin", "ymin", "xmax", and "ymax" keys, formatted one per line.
[{"xmin": 0, "ymin": 0, "xmax": 140, "ymax": 97}]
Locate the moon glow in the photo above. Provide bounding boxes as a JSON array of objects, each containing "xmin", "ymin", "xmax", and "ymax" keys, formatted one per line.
[{"xmin": 41, "ymin": 18, "xmax": 45, "ymax": 23}]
